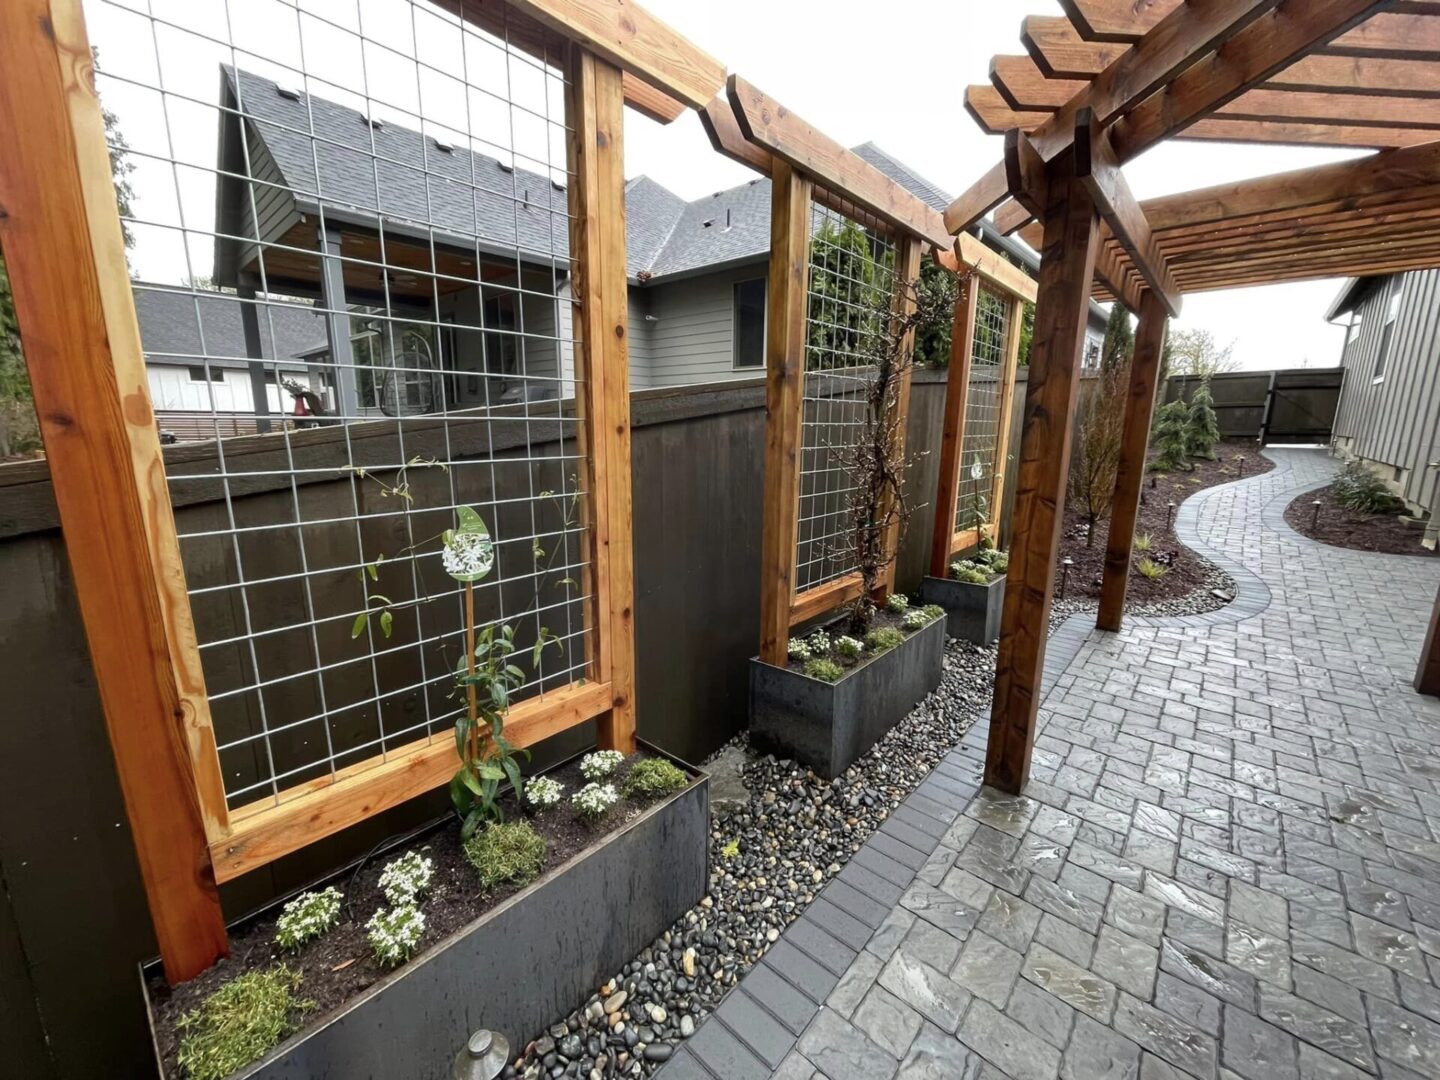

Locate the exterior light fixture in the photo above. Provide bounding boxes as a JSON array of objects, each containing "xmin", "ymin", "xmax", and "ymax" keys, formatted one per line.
[
  {"xmin": 1060, "ymin": 556, "xmax": 1074, "ymax": 600},
  {"xmin": 1312, "ymin": 499, "xmax": 1323, "ymax": 529},
  {"xmin": 453, "ymin": 1029, "xmax": 510, "ymax": 1080},
  {"xmin": 1165, "ymin": 501, "xmax": 1177, "ymax": 530}
]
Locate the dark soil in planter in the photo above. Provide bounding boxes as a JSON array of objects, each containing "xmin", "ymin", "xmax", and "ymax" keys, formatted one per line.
[
  {"xmin": 782, "ymin": 607, "xmax": 927, "ymax": 675},
  {"xmin": 1284, "ymin": 484, "xmax": 1438, "ymax": 556},
  {"xmin": 1057, "ymin": 441, "xmax": 1275, "ymax": 605},
  {"xmin": 148, "ymin": 750, "xmax": 682, "ymax": 1079}
]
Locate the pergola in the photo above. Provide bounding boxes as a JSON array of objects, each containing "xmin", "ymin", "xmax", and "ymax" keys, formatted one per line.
[{"xmin": 944, "ymin": 0, "xmax": 1440, "ymax": 794}]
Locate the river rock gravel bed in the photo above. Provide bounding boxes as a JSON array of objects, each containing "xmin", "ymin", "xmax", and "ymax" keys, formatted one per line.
[{"xmin": 506, "ymin": 559, "xmax": 1240, "ymax": 1077}]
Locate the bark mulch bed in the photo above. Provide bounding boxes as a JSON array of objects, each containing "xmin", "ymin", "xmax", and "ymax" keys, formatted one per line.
[
  {"xmin": 1057, "ymin": 442, "xmax": 1275, "ymax": 605},
  {"xmin": 1284, "ymin": 484, "xmax": 1438, "ymax": 556},
  {"xmin": 148, "ymin": 750, "xmax": 679, "ymax": 1078}
]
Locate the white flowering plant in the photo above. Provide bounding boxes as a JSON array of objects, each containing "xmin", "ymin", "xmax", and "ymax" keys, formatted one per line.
[
  {"xmin": 786, "ymin": 638, "xmax": 812, "ymax": 662},
  {"xmin": 274, "ymin": 886, "xmax": 343, "ymax": 951},
  {"xmin": 580, "ymin": 750, "xmax": 624, "ymax": 781},
  {"xmin": 901, "ymin": 608, "xmax": 931, "ymax": 631},
  {"xmin": 366, "ymin": 904, "xmax": 425, "ymax": 968},
  {"xmin": 378, "ymin": 850, "xmax": 433, "ymax": 906},
  {"xmin": 885, "ymin": 594, "xmax": 910, "ymax": 613},
  {"xmin": 525, "ymin": 776, "xmax": 565, "ymax": 809},
  {"xmin": 572, "ymin": 782, "xmax": 619, "ymax": 820},
  {"xmin": 834, "ymin": 635, "xmax": 863, "ymax": 660},
  {"xmin": 807, "ymin": 630, "xmax": 832, "ymax": 654}
]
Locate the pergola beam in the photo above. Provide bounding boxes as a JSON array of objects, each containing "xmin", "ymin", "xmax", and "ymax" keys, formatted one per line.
[
  {"xmin": 1419, "ymin": 585, "xmax": 1440, "ymax": 696},
  {"xmin": 1063, "ymin": 0, "xmax": 1440, "ymax": 48},
  {"xmin": 946, "ymin": 0, "xmax": 1301, "ymax": 234},
  {"xmin": 1075, "ymin": 109, "xmax": 1183, "ymax": 317}
]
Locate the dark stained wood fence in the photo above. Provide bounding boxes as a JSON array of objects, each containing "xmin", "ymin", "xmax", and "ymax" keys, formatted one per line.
[{"xmin": 1161, "ymin": 368, "xmax": 1344, "ymax": 445}]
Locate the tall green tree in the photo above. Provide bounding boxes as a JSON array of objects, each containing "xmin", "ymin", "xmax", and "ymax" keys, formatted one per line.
[{"xmin": 1100, "ymin": 305, "xmax": 1133, "ymax": 370}]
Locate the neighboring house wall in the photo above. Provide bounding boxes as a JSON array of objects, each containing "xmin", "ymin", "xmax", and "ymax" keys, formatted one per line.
[
  {"xmin": 1332, "ymin": 269, "xmax": 1440, "ymax": 517},
  {"xmin": 642, "ymin": 261, "xmax": 769, "ymax": 388},
  {"xmin": 147, "ymin": 363, "xmax": 292, "ymax": 413}
]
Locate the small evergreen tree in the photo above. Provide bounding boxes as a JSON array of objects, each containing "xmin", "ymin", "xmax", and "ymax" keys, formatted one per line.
[
  {"xmin": 1100, "ymin": 305, "xmax": 1133, "ymax": 370},
  {"xmin": 1185, "ymin": 379, "xmax": 1220, "ymax": 460},
  {"xmin": 1150, "ymin": 398, "xmax": 1192, "ymax": 472}
]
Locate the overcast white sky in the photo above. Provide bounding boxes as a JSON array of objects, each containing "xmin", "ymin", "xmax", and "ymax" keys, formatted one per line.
[
  {"xmin": 90, "ymin": 0, "xmax": 1361, "ymax": 371},
  {"xmin": 625, "ymin": 0, "xmax": 1361, "ymax": 371}
]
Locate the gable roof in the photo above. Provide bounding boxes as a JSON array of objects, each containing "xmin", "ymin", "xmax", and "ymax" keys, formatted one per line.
[
  {"xmin": 133, "ymin": 285, "xmax": 326, "ymax": 368},
  {"xmin": 220, "ymin": 69, "xmax": 1059, "ymax": 309}
]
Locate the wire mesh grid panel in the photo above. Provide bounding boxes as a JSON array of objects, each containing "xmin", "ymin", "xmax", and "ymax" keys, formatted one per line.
[
  {"xmin": 955, "ymin": 282, "xmax": 1011, "ymax": 535},
  {"xmin": 85, "ymin": 0, "xmax": 600, "ymax": 816},
  {"xmin": 794, "ymin": 197, "xmax": 899, "ymax": 595}
]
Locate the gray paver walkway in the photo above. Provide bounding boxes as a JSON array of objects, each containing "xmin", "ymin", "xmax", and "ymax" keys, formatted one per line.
[{"xmin": 661, "ymin": 449, "xmax": 1440, "ymax": 1080}]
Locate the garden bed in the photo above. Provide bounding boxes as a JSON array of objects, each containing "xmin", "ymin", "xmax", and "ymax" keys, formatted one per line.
[
  {"xmin": 1058, "ymin": 441, "xmax": 1274, "ymax": 606},
  {"xmin": 1284, "ymin": 483, "xmax": 1438, "ymax": 556},
  {"xmin": 146, "ymin": 747, "xmax": 707, "ymax": 1080},
  {"xmin": 750, "ymin": 605, "xmax": 946, "ymax": 779}
]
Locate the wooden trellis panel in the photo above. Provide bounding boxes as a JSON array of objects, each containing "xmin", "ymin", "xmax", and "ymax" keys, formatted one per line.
[
  {"xmin": 0, "ymin": 0, "xmax": 716, "ymax": 981},
  {"xmin": 929, "ymin": 258, "xmax": 1031, "ymax": 576}
]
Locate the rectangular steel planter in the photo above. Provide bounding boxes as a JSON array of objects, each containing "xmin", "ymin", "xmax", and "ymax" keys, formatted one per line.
[
  {"xmin": 919, "ymin": 574, "xmax": 1005, "ymax": 644},
  {"xmin": 145, "ymin": 744, "xmax": 708, "ymax": 1080},
  {"xmin": 748, "ymin": 617, "xmax": 945, "ymax": 779}
]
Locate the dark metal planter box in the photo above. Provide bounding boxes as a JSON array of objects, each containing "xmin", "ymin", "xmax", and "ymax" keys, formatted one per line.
[
  {"xmin": 919, "ymin": 574, "xmax": 1005, "ymax": 644},
  {"xmin": 145, "ymin": 744, "xmax": 708, "ymax": 1080},
  {"xmin": 748, "ymin": 617, "xmax": 945, "ymax": 779}
]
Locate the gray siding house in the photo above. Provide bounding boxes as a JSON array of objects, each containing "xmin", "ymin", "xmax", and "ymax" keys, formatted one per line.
[
  {"xmin": 137, "ymin": 69, "xmax": 1094, "ymax": 433},
  {"xmin": 1328, "ymin": 271, "xmax": 1440, "ymax": 538}
]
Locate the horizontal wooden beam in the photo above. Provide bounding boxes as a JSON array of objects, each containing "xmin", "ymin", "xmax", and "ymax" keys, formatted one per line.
[
  {"xmin": 1111, "ymin": 0, "xmax": 1393, "ymax": 161},
  {"xmin": 1268, "ymin": 53, "xmax": 1440, "ymax": 97},
  {"xmin": 948, "ymin": 0, "xmax": 1319, "ymax": 233},
  {"xmin": 965, "ymin": 85, "xmax": 1049, "ymax": 135},
  {"xmin": 958, "ymin": 234, "xmax": 1040, "ymax": 303},
  {"xmin": 1065, "ymin": 0, "xmax": 1440, "ymax": 47},
  {"xmin": 1024, "ymin": 15, "xmax": 1126, "ymax": 78},
  {"xmin": 1095, "ymin": 238, "xmax": 1145, "ymax": 314},
  {"xmin": 728, "ymin": 75, "xmax": 949, "ymax": 246},
  {"xmin": 699, "ymin": 95, "xmax": 771, "ymax": 173},
  {"xmin": 1180, "ymin": 117, "xmax": 1436, "ymax": 148},
  {"xmin": 1214, "ymin": 88, "xmax": 1440, "ymax": 129},
  {"xmin": 621, "ymin": 73, "xmax": 686, "ymax": 123},
  {"xmin": 1075, "ymin": 110, "xmax": 1183, "ymax": 316},
  {"xmin": 214, "ymin": 680, "xmax": 614, "ymax": 881},
  {"xmin": 1004, "ymin": 129, "xmax": 1050, "ymax": 221},
  {"xmin": 1174, "ymin": 250, "xmax": 1440, "ymax": 290},
  {"xmin": 507, "ymin": 0, "xmax": 723, "ymax": 109},
  {"xmin": 991, "ymin": 54, "xmax": 1088, "ymax": 110}
]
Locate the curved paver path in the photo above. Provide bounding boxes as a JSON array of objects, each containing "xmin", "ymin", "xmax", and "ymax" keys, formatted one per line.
[{"xmin": 663, "ymin": 449, "xmax": 1440, "ymax": 1080}]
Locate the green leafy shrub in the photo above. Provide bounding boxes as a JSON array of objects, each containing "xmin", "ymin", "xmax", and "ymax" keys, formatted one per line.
[
  {"xmin": 865, "ymin": 627, "xmax": 904, "ymax": 653},
  {"xmin": 1150, "ymin": 398, "xmax": 1192, "ymax": 471},
  {"xmin": 274, "ymin": 887, "xmax": 342, "ymax": 951},
  {"xmin": 834, "ymin": 635, "xmax": 863, "ymax": 659},
  {"xmin": 464, "ymin": 820, "xmax": 546, "ymax": 891},
  {"xmin": 885, "ymin": 594, "xmax": 909, "ymax": 613},
  {"xmin": 622, "ymin": 758, "xmax": 689, "ymax": 800},
  {"xmin": 176, "ymin": 967, "xmax": 312, "ymax": 1080},
  {"xmin": 804, "ymin": 658, "xmax": 844, "ymax": 682},
  {"xmin": 985, "ymin": 551, "xmax": 1009, "ymax": 575},
  {"xmin": 366, "ymin": 904, "xmax": 425, "ymax": 967},
  {"xmin": 1136, "ymin": 557, "xmax": 1169, "ymax": 580},
  {"xmin": 1185, "ymin": 380, "xmax": 1221, "ymax": 460},
  {"xmin": 1331, "ymin": 460, "xmax": 1402, "ymax": 514},
  {"xmin": 949, "ymin": 561, "xmax": 988, "ymax": 585}
]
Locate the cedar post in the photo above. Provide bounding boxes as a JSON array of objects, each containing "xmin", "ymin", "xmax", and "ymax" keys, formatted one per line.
[
  {"xmin": 988, "ymin": 295, "xmax": 1026, "ymax": 545},
  {"xmin": 930, "ymin": 274, "xmax": 979, "ymax": 576},
  {"xmin": 1418, "ymin": 585, "xmax": 1440, "ymax": 696},
  {"xmin": 0, "ymin": 0, "xmax": 228, "ymax": 980},
  {"xmin": 984, "ymin": 152, "xmax": 1102, "ymax": 795},
  {"xmin": 1097, "ymin": 291, "xmax": 1169, "ymax": 631},
  {"xmin": 757, "ymin": 162, "xmax": 813, "ymax": 666},
  {"xmin": 566, "ymin": 46, "xmax": 636, "ymax": 751},
  {"xmin": 884, "ymin": 236, "xmax": 924, "ymax": 594}
]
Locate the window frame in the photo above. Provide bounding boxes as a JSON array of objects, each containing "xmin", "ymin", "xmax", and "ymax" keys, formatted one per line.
[
  {"xmin": 732, "ymin": 276, "xmax": 767, "ymax": 371},
  {"xmin": 1374, "ymin": 285, "xmax": 1403, "ymax": 384}
]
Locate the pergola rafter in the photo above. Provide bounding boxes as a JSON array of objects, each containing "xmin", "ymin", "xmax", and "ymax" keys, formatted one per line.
[{"xmin": 947, "ymin": 0, "xmax": 1440, "ymax": 792}]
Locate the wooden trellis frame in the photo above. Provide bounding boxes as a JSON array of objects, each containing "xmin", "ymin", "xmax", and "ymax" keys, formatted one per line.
[
  {"xmin": 929, "ymin": 249, "xmax": 1035, "ymax": 577},
  {"xmin": 722, "ymin": 77, "xmax": 1041, "ymax": 666},
  {"xmin": 0, "ymin": 0, "xmax": 720, "ymax": 982}
]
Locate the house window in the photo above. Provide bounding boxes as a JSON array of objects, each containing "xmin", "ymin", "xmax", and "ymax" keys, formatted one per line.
[
  {"xmin": 188, "ymin": 365, "xmax": 216, "ymax": 382},
  {"xmin": 733, "ymin": 278, "xmax": 766, "ymax": 369},
  {"xmin": 1375, "ymin": 286, "xmax": 1402, "ymax": 382},
  {"xmin": 1084, "ymin": 340, "xmax": 1101, "ymax": 370}
]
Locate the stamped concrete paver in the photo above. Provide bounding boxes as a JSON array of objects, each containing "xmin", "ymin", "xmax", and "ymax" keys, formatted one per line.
[{"xmin": 663, "ymin": 450, "xmax": 1440, "ymax": 1080}]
